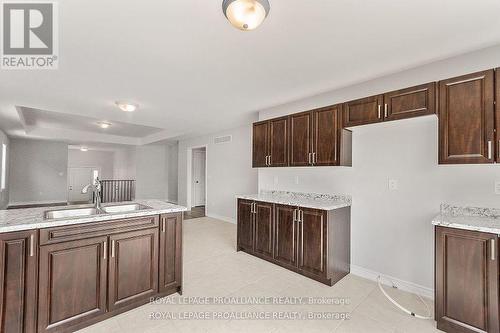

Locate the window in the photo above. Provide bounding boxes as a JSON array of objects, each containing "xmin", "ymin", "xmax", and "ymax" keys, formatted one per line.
[{"xmin": 1, "ymin": 143, "xmax": 6, "ymax": 191}]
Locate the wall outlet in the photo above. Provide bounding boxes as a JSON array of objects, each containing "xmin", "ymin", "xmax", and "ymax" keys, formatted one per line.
[
  {"xmin": 495, "ymin": 181, "xmax": 500, "ymax": 194},
  {"xmin": 388, "ymin": 179, "xmax": 399, "ymax": 191},
  {"xmin": 295, "ymin": 176, "xmax": 299, "ymax": 185}
]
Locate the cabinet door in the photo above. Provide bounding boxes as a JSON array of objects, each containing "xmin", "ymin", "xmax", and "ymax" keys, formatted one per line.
[
  {"xmin": 159, "ymin": 213, "xmax": 182, "ymax": 293},
  {"xmin": 435, "ymin": 227, "xmax": 499, "ymax": 333},
  {"xmin": 253, "ymin": 202, "xmax": 273, "ymax": 259},
  {"xmin": 0, "ymin": 231, "xmax": 37, "ymax": 333},
  {"xmin": 343, "ymin": 95, "xmax": 384, "ymax": 127},
  {"xmin": 274, "ymin": 204, "xmax": 297, "ymax": 269},
  {"xmin": 108, "ymin": 228, "xmax": 159, "ymax": 311},
  {"xmin": 383, "ymin": 83, "xmax": 436, "ymax": 121},
  {"xmin": 496, "ymin": 68, "xmax": 500, "ymax": 163},
  {"xmin": 38, "ymin": 236, "xmax": 108, "ymax": 333},
  {"xmin": 252, "ymin": 121, "xmax": 269, "ymax": 168},
  {"xmin": 438, "ymin": 70, "xmax": 495, "ymax": 164},
  {"xmin": 269, "ymin": 117, "xmax": 288, "ymax": 167},
  {"xmin": 298, "ymin": 208, "xmax": 326, "ymax": 277},
  {"xmin": 237, "ymin": 199, "xmax": 254, "ymax": 252},
  {"xmin": 313, "ymin": 106, "xmax": 340, "ymax": 166},
  {"xmin": 289, "ymin": 112, "xmax": 312, "ymax": 166}
]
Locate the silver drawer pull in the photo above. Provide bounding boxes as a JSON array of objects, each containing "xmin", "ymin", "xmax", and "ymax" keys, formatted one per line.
[
  {"xmin": 378, "ymin": 105, "xmax": 381, "ymax": 119},
  {"xmin": 30, "ymin": 234, "xmax": 34, "ymax": 257},
  {"xmin": 111, "ymin": 240, "xmax": 116, "ymax": 258},
  {"xmin": 488, "ymin": 141, "xmax": 492, "ymax": 160},
  {"xmin": 491, "ymin": 239, "xmax": 496, "ymax": 261},
  {"xmin": 103, "ymin": 241, "xmax": 107, "ymax": 259},
  {"xmin": 162, "ymin": 219, "xmax": 166, "ymax": 233},
  {"xmin": 384, "ymin": 104, "xmax": 388, "ymax": 118}
]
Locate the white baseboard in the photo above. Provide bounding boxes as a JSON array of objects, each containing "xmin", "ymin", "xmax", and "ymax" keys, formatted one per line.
[
  {"xmin": 205, "ymin": 212, "xmax": 236, "ymax": 224},
  {"xmin": 350, "ymin": 265, "xmax": 434, "ymax": 300}
]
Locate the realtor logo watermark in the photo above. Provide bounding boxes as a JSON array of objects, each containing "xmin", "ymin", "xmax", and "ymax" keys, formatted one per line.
[{"xmin": 1, "ymin": 1, "xmax": 58, "ymax": 69}]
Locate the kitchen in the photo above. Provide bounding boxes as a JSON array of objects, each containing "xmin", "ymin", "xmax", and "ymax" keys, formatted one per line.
[{"xmin": 0, "ymin": 1, "xmax": 500, "ymax": 332}]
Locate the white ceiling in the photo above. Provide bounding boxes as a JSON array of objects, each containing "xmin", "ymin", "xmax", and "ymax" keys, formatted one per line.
[{"xmin": 1, "ymin": 0, "xmax": 500, "ymax": 146}]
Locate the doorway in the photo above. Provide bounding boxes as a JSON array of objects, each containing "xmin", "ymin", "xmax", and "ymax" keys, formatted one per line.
[
  {"xmin": 186, "ymin": 147, "xmax": 206, "ymax": 219},
  {"xmin": 68, "ymin": 167, "xmax": 100, "ymax": 204}
]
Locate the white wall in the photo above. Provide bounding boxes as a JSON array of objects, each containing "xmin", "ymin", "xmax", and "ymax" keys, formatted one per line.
[
  {"xmin": 166, "ymin": 143, "xmax": 178, "ymax": 203},
  {"xmin": 113, "ymin": 147, "xmax": 137, "ymax": 180},
  {"xmin": 68, "ymin": 149, "xmax": 115, "ymax": 179},
  {"xmin": 177, "ymin": 124, "xmax": 258, "ymax": 222},
  {"xmin": 258, "ymin": 45, "xmax": 500, "ymax": 293},
  {"xmin": 135, "ymin": 145, "xmax": 168, "ymax": 200},
  {"xmin": 0, "ymin": 130, "xmax": 9, "ymax": 209},
  {"xmin": 9, "ymin": 139, "xmax": 68, "ymax": 205}
]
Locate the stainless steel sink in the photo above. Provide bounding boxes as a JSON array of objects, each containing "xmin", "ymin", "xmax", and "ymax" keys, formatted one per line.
[
  {"xmin": 101, "ymin": 203, "xmax": 151, "ymax": 214},
  {"xmin": 44, "ymin": 208, "xmax": 101, "ymax": 220}
]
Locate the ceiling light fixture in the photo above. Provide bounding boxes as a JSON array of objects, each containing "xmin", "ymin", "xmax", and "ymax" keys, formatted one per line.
[
  {"xmin": 222, "ymin": 0, "xmax": 270, "ymax": 31},
  {"xmin": 115, "ymin": 101, "xmax": 138, "ymax": 112},
  {"xmin": 80, "ymin": 146, "xmax": 89, "ymax": 152},
  {"xmin": 98, "ymin": 121, "xmax": 111, "ymax": 129}
]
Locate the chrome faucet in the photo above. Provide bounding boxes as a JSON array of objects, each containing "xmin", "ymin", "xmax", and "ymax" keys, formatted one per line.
[{"xmin": 82, "ymin": 177, "xmax": 102, "ymax": 210}]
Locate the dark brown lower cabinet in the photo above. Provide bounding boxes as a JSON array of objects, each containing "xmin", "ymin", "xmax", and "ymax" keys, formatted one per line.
[
  {"xmin": 38, "ymin": 236, "xmax": 108, "ymax": 333},
  {"xmin": 435, "ymin": 226, "xmax": 499, "ymax": 333},
  {"xmin": 159, "ymin": 213, "xmax": 183, "ymax": 294},
  {"xmin": 108, "ymin": 228, "xmax": 159, "ymax": 312},
  {"xmin": 237, "ymin": 200, "xmax": 350, "ymax": 286},
  {"xmin": 0, "ymin": 230, "xmax": 38, "ymax": 333}
]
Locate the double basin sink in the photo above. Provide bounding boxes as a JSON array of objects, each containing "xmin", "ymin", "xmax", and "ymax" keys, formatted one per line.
[{"xmin": 44, "ymin": 203, "xmax": 152, "ymax": 220}]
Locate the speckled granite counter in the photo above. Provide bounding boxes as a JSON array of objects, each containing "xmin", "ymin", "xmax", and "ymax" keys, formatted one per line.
[
  {"xmin": 236, "ymin": 190, "xmax": 351, "ymax": 210},
  {"xmin": 432, "ymin": 203, "xmax": 500, "ymax": 234},
  {"xmin": 0, "ymin": 200, "xmax": 187, "ymax": 233}
]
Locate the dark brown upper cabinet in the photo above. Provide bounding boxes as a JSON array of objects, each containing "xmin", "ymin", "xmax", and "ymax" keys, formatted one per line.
[
  {"xmin": 289, "ymin": 105, "xmax": 351, "ymax": 167},
  {"xmin": 252, "ymin": 117, "xmax": 288, "ymax": 168},
  {"xmin": 496, "ymin": 68, "xmax": 500, "ymax": 163},
  {"xmin": 289, "ymin": 111, "xmax": 312, "ymax": 167},
  {"xmin": 383, "ymin": 83, "xmax": 436, "ymax": 121},
  {"xmin": 343, "ymin": 94, "xmax": 384, "ymax": 127},
  {"xmin": 0, "ymin": 230, "xmax": 38, "ymax": 333},
  {"xmin": 435, "ymin": 226, "xmax": 499, "ymax": 333},
  {"xmin": 438, "ymin": 69, "xmax": 495, "ymax": 164}
]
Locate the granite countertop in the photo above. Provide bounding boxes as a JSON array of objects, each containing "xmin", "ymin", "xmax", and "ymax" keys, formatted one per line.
[
  {"xmin": 236, "ymin": 190, "xmax": 351, "ymax": 211},
  {"xmin": 432, "ymin": 203, "xmax": 500, "ymax": 234},
  {"xmin": 0, "ymin": 200, "xmax": 187, "ymax": 233}
]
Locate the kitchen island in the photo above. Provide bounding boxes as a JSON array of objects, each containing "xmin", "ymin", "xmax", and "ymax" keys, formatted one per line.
[
  {"xmin": 0, "ymin": 200, "xmax": 186, "ymax": 333},
  {"xmin": 236, "ymin": 190, "xmax": 351, "ymax": 286}
]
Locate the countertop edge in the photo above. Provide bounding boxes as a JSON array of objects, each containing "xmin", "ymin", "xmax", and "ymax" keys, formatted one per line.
[{"xmin": 432, "ymin": 215, "xmax": 500, "ymax": 235}]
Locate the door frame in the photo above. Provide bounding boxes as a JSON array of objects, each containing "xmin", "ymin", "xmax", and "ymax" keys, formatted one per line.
[{"xmin": 186, "ymin": 145, "xmax": 208, "ymax": 211}]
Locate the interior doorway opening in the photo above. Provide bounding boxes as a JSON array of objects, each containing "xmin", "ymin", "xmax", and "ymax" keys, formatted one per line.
[
  {"xmin": 186, "ymin": 146, "xmax": 206, "ymax": 219},
  {"xmin": 67, "ymin": 167, "xmax": 100, "ymax": 204}
]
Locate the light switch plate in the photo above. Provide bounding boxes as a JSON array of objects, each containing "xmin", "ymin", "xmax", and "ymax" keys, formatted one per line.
[
  {"xmin": 388, "ymin": 179, "xmax": 399, "ymax": 191},
  {"xmin": 495, "ymin": 181, "xmax": 500, "ymax": 194}
]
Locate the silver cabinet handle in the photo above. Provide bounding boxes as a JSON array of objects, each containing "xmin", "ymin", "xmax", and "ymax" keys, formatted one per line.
[
  {"xmin": 254, "ymin": 202, "xmax": 257, "ymax": 214},
  {"xmin": 312, "ymin": 152, "xmax": 316, "ymax": 165},
  {"xmin": 269, "ymin": 155, "xmax": 272, "ymax": 166},
  {"xmin": 111, "ymin": 240, "xmax": 116, "ymax": 258},
  {"xmin": 384, "ymin": 103, "xmax": 388, "ymax": 118},
  {"xmin": 488, "ymin": 141, "xmax": 492, "ymax": 160},
  {"xmin": 491, "ymin": 239, "xmax": 496, "ymax": 261},
  {"xmin": 162, "ymin": 218, "xmax": 166, "ymax": 233},
  {"xmin": 378, "ymin": 105, "xmax": 382, "ymax": 119},
  {"xmin": 103, "ymin": 241, "xmax": 107, "ymax": 259},
  {"xmin": 293, "ymin": 209, "xmax": 297, "ymax": 222},
  {"xmin": 308, "ymin": 152, "xmax": 312, "ymax": 165},
  {"xmin": 29, "ymin": 234, "xmax": 34, "ymax": 257}
]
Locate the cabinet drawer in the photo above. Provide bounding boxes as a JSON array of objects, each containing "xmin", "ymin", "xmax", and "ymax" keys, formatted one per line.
[{"xmin": 40, "ymin": 215, "xmax": 159, "ymax": 245}]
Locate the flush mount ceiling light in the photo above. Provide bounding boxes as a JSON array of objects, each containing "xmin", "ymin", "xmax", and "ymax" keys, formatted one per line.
[
  {"xmin": 222, "ymin": 0, "xmax": 270, "ymax": 31},
  {"xmin": 80, "ymin": 146, "xmax": 88, "ymax": 152},
  {"xmin": 97, "ymin": 121, "xmax": 111, "ymax": 129},
  {"xmin": 115, "ymin": 101, "xmax": 138, "ymax": 112}
]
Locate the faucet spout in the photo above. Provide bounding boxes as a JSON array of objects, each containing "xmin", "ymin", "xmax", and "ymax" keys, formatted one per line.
[{"xmin": 81, "ymin": 178, "xmax": 102, "ymax": 210}]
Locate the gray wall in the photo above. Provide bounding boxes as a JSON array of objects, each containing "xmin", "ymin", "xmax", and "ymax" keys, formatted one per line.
[
  {"xmin": 166, "ymin": 143, "xmax": 178, "ymax": 203},
  {"xmin": 68, "ymin": 149, "xmax": 115, "ymax": 179},
  {"xmin": 135, "ymin": 145, "xmax": 168, "ymax": 200},
  {"xmin": 0, "ymin": 130, "xmax": 9, "ymax": 209},
  {"xmin": 9, "ymin": 139, "xmax": 68, "ymax": 204},
  {"xmin": 258, "ymin": 44, "xmax": 500, "ymax": 294},
  {"xmin": 178, "ymin": 124, "xmax": 258, "ymax": 222}
]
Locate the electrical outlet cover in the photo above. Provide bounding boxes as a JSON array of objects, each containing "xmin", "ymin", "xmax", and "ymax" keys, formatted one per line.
[{"xmin": 388, "ymin": 179, "xmax": 399, "ymax": 191}]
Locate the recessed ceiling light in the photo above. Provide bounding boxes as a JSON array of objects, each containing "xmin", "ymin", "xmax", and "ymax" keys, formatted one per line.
[
  {"xmin": 80, "ymin": 146, "xmax": 89, "ymax": 152},
  {"xmin": 98, "ymin": 121, "xmax": 111, "ymax": 129},
  {"xmin": 115, "ymin": 101, "xmax": 138, "ymax": 112},
  {"xmin": 222, "ymin": 0, "xmax": 270, "ymax": 31}
]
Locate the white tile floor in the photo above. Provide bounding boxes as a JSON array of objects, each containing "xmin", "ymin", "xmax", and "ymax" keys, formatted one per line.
[{"xmin": 78, "ymin": 217, "xmax": 440, "ymax": 333}]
